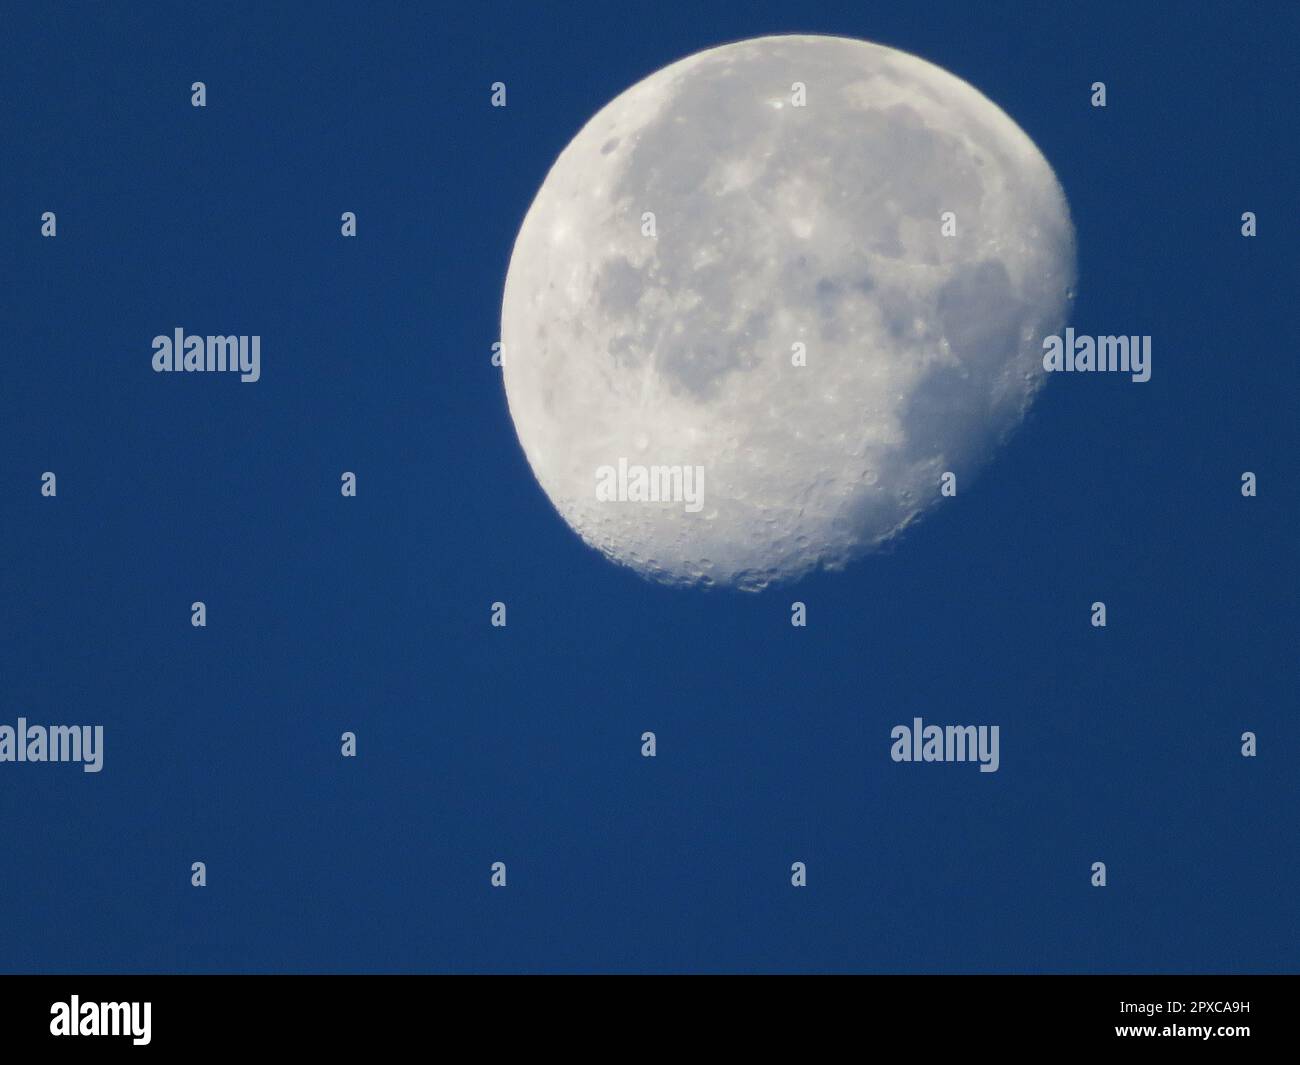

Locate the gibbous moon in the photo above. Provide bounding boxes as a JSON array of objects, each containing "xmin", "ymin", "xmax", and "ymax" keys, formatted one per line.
[{"xmin": 501, "ymin": 35, "xmax": 1075, "ymax": 590}]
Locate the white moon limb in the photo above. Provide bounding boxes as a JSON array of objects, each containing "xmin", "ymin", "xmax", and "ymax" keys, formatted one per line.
[{"xmin": 501, "ymin": 35, "xmax": 1075, "ymax": 591}]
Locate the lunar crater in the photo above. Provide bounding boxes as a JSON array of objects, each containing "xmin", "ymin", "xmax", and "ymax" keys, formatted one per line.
[{"xmin": 502, "ymin": 35, "xmax": 1075, "ymax": 590}]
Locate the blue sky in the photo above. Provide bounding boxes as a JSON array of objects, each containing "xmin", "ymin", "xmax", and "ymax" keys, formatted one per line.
[{"xmin": 1, "ymin": 1, "xmax": 1296, "ymax": 972}]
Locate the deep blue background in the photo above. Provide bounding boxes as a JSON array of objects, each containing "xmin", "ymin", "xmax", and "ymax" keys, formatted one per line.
[{"xmin": 1, "ymin": 1, "xmax": 1296, "ymax": 973}]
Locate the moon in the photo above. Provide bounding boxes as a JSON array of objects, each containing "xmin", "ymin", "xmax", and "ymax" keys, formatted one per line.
[{"xmin": 501, "ymin": 35, "xmax": 1075, "ymax": 591}]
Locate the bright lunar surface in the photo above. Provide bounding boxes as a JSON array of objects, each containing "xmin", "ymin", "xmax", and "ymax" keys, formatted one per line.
[{"xmin": 501, "ymin": 35, "xmax": 1075, "ymax": 591}]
